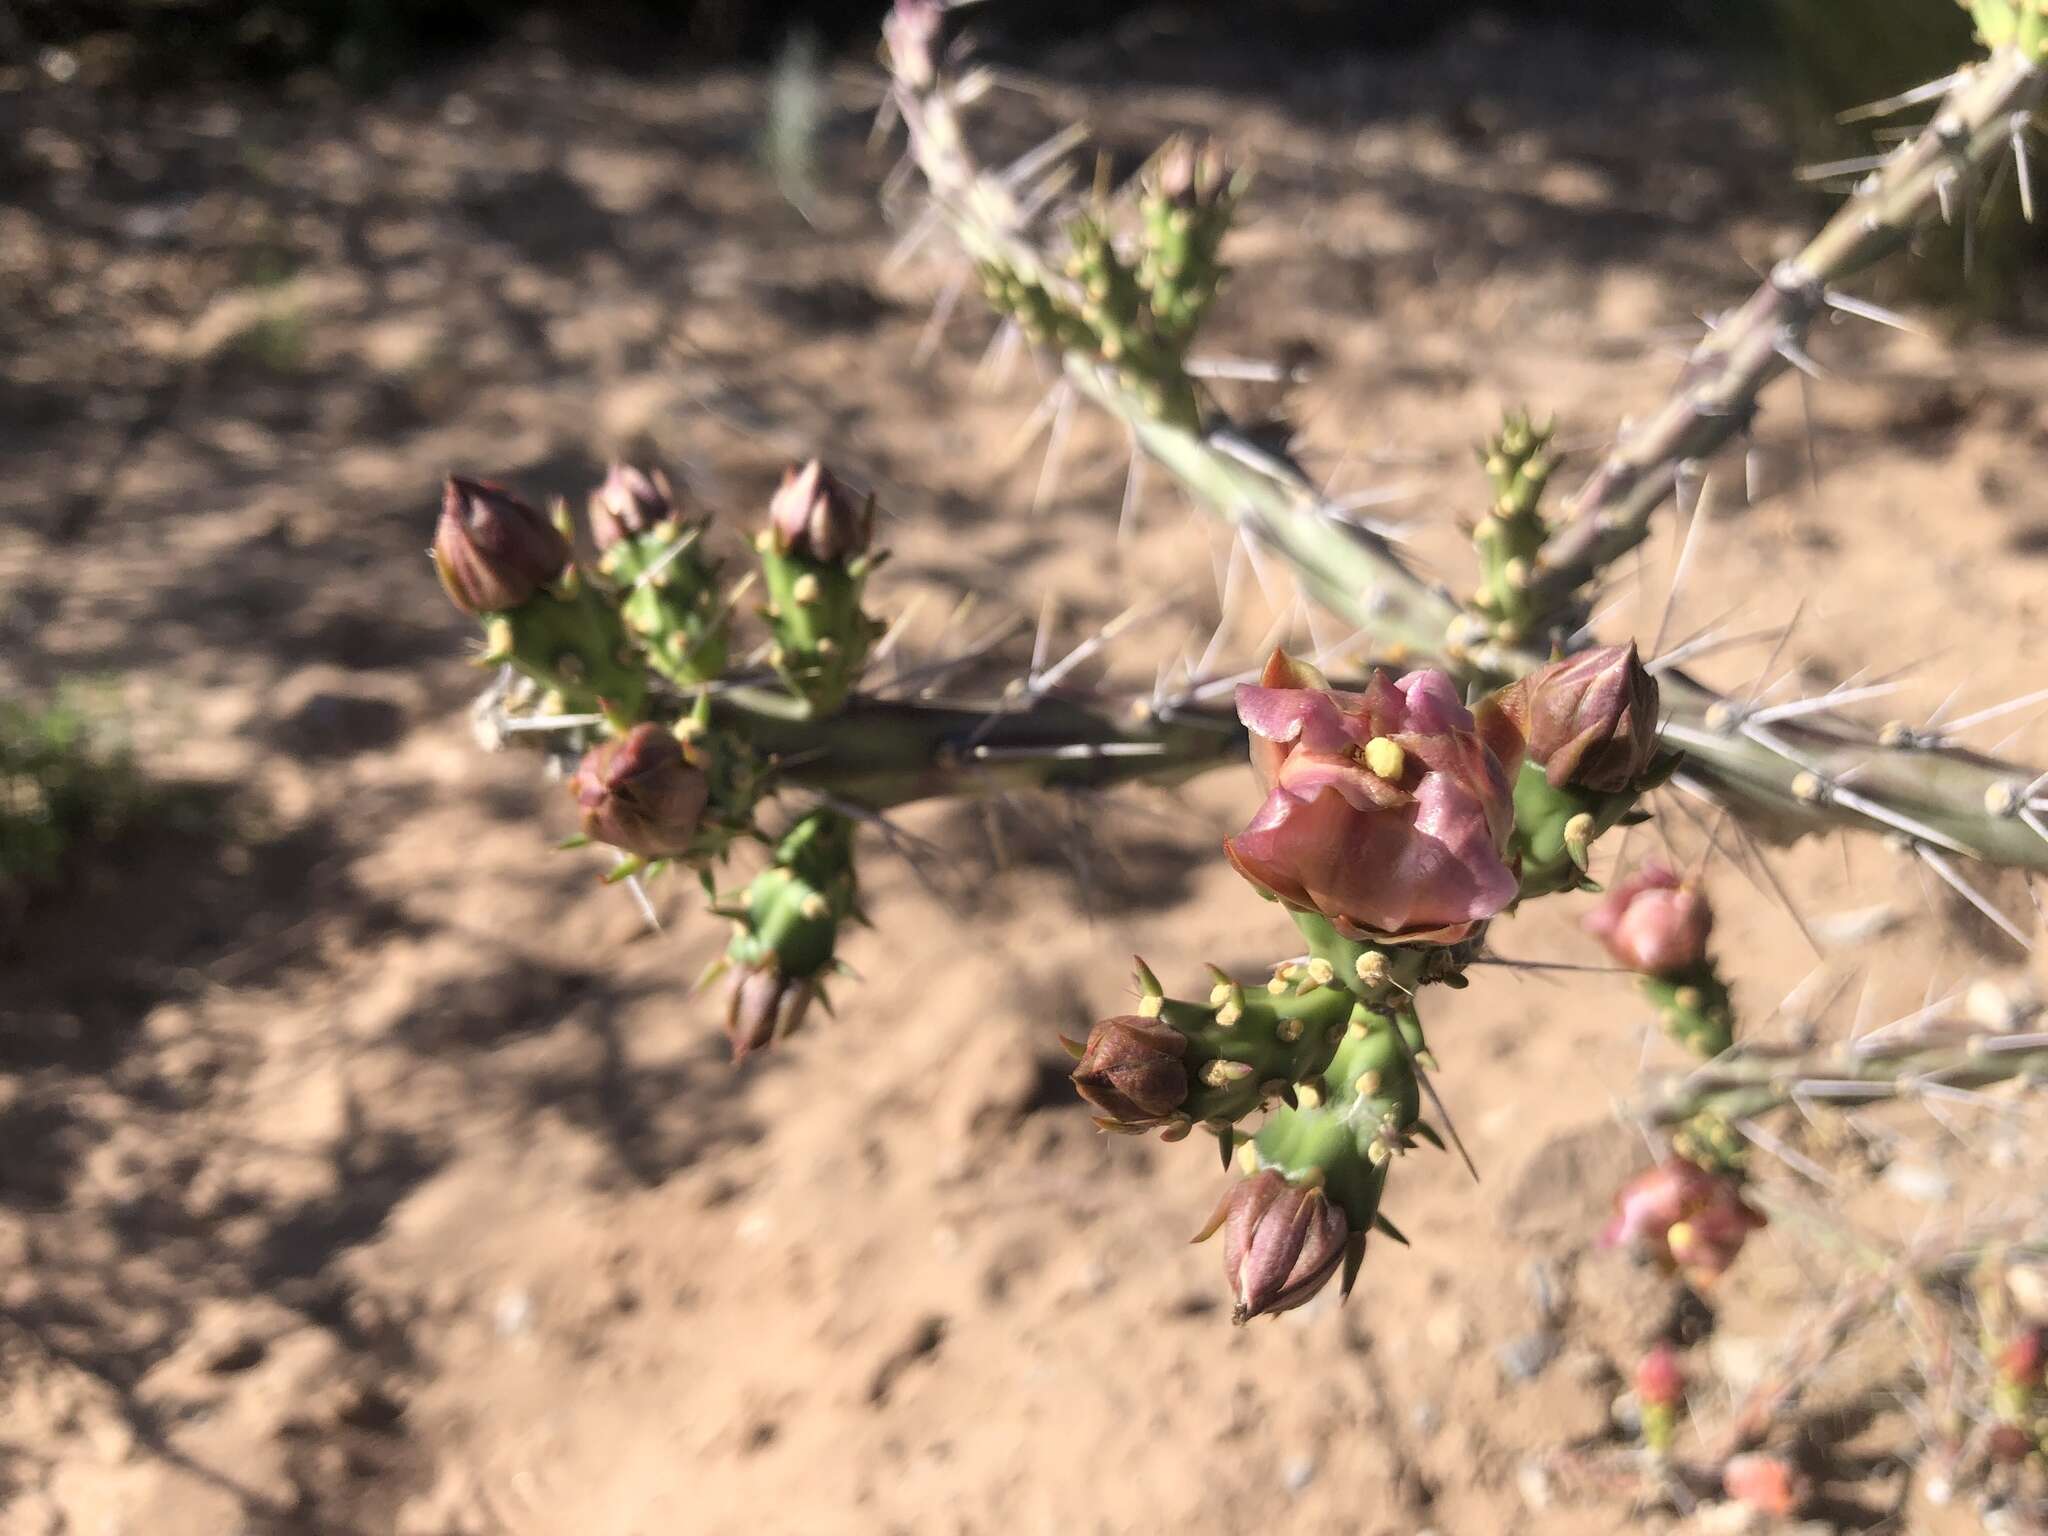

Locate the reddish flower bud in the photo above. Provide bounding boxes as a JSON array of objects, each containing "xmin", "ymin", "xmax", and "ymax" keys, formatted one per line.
[
  {"xmin": 433, "ymin": 476, "xmax": 570, "ymax": 616},
  {"xmin": 1498, "ymin": 643, "xmax": 1659, "ymax": 793},
  {"xmin": 1069, "ymin": 1015, "xmax": 1189, "ymax": 1127},
  {"xmin": 1200, "ymin": 1169, "xmax": 1350, "ymax": 1322},
  {"xmin": 2002, "ymin": 1329, "xmax": 2048, "ymax": 1390},
  {"xmin": 569, "ymin": 724, "xmax": 709, "ymax": 860},
  {"xmin": 767, "ymin": 460, "xmax": 874, "ymax": 564},
  {"xmin": 588, "ymin": 463, "xmax": 678, "ymax": 552},
  {"xmin": 1583, "ymin": 863, "xmax": 1712, "ymax": 977},
  {"xmin": 1601, "ymin": 1157, "xmax": 1764, "ymax": 1287},
  {"xmin": 724, "ymin": 963, "xmax": 816, "ymax": 1063},
  {"xmin": 1989, "ymin": 1422, "xmax": 2036, "ymax": 1465},
  {"xmin": 1224, "ymin": 651, "xmax": 1521, "ymax": 944},
  {"xmin": 1635, "ymin": 1343, "xmax": 1684, "ymax": 1409},
  {"xmin": 1722, "ymin": 1453, "xmax": 1808, "ymax": 1517}
]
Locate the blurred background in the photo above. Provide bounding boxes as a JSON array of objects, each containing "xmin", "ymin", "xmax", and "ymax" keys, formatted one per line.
[{"xmin": 4, "ymin": 2, "xmax": 2047, "ymax": 1532}]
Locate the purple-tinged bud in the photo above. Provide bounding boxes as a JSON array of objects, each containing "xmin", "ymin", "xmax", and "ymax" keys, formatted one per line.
[
  {"xmin": 1500, "ymin": 643, "xmax": 1660, "ymax": 793},
  {"xmin": 883, "ymin": 0, "xmax": 943, "ymax": 91},
  {"xmin": 1583, "ymin": 863, "xmax": 1713, "ymax": 977},
  {"xmin": 588, "ymin": 463, "xmax": 678, "ymax": 552},
  {"xmin": 570, "ymin": 723, "xmax": 709, "ymax": 860},
  {"xmin": 767, "ymin": 460, "xmax": 874, "ymax": 565},
  {"xmin": 1198, "ymin": 1169, "xmax": 1350, "ymax": 1323},
  {"xmin": 1069, "ymin": 1015, "xmax": 1189, "ymax": 1127},
  {"xmin": 433, "ymin": 475, "xmax": 570, "ymax": 616},
  {"xmin": 1150, "ymin": 135, "xmax": 1230, "ymax": 209},
  {"xmin": 725, "ymin": 964, "xmax": 816, "ymax": 1062},
  {"xmin": 1989, "ymin": 1423, "xmax": 2035, "ymax": 1465}
]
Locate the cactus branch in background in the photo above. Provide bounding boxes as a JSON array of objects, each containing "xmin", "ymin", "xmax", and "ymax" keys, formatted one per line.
[
  {"xmin": 882, "ymin": 5, "xmax": 2048, "ymax": 878},
  {"xmin": 1523, "ymin": 41, "xmax": 2047, "ymax": 621},
  {"xmin": 1641, "ymin": 1022, "xmax": 2048, "ymax": 1126}
]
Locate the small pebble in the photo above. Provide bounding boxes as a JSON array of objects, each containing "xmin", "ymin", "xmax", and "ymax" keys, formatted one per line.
[
  {"xmin": 1496, "ymin": 1329, "xmax": 1560, "ymax": 1383},
  {"xmin": 492, "ymin": 1288, "xmax": 532, "ymax": 1338},
  {"xmin": 1516, "ymin": 1461, "xmax": 1552, "ymax": 1512},
  {"xmin": 1282, "ymin": 1456, "xmax": 1317, "ymax": 1495}
]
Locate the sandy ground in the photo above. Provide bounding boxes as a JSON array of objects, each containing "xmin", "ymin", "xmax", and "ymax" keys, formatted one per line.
[{"xmin": 5, "ymin": 12, "xmax": 2048, "ymax": 1535}]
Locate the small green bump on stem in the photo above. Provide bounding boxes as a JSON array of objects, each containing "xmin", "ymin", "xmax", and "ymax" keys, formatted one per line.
[{"xmin": 1276, "ymin": 1016, "xmax": 1305, "ymax": 1043}]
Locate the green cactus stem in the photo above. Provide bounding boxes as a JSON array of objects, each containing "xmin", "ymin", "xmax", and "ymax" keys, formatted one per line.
[
  {"xmin": 885, "ymin": 18, "xmax": 2048, "ymax": 875},
  {"xmin": 1640, "ymin": 1026, "xmax": 2048, "ymax": 1126},
  {"xmin": 1245, "ymin": 1001, "xmax": 1429, "ymax": 1296},
  {"xmin": 481, "ymin": 569, "xmax": 647, "ymax": 727},
  {"xmin": 1469, "ymin": 411, "xmax": 1558, "ymax": 645},
  {"xmin": 600, "ymin": 519, "xmax": 730, "ymax": 688},
  {"xmin": 719, "ymin": 807, "xmax": 860, "ymax": 985},
  {"xmin": 1521, "ymin": 41, "xmax": 2047, "ymax": 623},
  {"xmin": 1644, "ymin": 968, "xmax": 1737, "ymax": 1059},
  {"xmin": 755, "ymin": 533, "xmax": 884, "ymax": 716}
]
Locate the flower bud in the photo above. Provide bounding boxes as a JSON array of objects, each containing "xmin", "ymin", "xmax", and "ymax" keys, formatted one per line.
[
  {"xmin": 1635, "ymin": 1343, "xmax": 1684, "ymax": 1410},
  {"xmin": 1583, "ymin": 863, "xmax": 1712, "ymax": 976},
  {"xmin": 882, "ymin": 0, "xmax": 942, "ymax": 91},
  {"xmin": 1202, "ymin": 1168, "xmax": 1350, "ymax": 1322},
  {"xmin": 1988, "ymin": 1422, "xmax": 2036, "ymax": 1465},
  {"xmin": 1225, "ymin": 650, "xmax": 1520, "ymax": 944},
  {"xmin": 1601, "ymin": 1157, "xmax": 1764, "ymax": 1287},
  {"xmin": 767, "ymin": 460, "xmax": 874, "ymax": 564},
  {"xmin": 588, "ymin": 463, "xmax": 678, "ymax": 552},
  {"xmin": 569, "ymin": 723, "xmax": 710, "ymax": 860},
  {"xmin": 2002, "ymin": 1329, "xmax": 2048, "ymax": 1390},
  {"xmin": 1149, "ymin": 135, "xmax": 1231, "ymax": 210},
  {"xmin": 1503, "ymin": 643, "xmax": 1660, "ymax": 793},
  {"xmin": 1069, "ymin": 1015, "xmax": 1189, "ymax": 1127},
  {"xmin": 724, "ymin": 963, "xmax": 816, "ymax": 1062},
  {"xmin": 1722, "ymin": 1452, "xmax": 1808, "ymax": 1517},
  {"xmin": 434, "ymin": 475, "xmax": 570, "ymax": 616}
]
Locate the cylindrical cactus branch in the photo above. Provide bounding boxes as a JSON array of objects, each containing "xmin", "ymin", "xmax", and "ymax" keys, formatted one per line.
[
  {"xmin": 882, "ymin": 2, "xmax": 2048, "ymax": 876},
  {"xmin": 1641, "ymin": 1025, "xmax": 2048, "ymax": 1125},
  {"xmin": 1523, "ymin": 34, "xmax": 2046, "ymax": 622}
]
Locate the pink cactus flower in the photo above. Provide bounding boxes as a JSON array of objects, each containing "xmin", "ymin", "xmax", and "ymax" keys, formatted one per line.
[
  {"xmin": 1583, "ymin": 863, "xmax": 1712, "ymax": 976},
  {"xmin": 1224, "ymin": 650, "xmax": 1522, "ymax": 945},
  {"xmin": 1722, "ymin": 1452, "xmax": 1808, "ymax": 1517},
  {"xmin": 1601, "ymin": 1157, "xmax": 1764, "ymax": 1287}
]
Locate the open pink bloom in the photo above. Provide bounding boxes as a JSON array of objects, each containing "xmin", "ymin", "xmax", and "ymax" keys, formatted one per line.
[
  {"xmin": 1223, "ymin": 651, "xmax": 1521, "ymax": 944},
  {"xmin": 1583, "ymin": 863, "xmax": 1712, "ymax": 976},
  {"xmin": 1602, "ymin": 1157, "xmax": 1764, "ymax": 1287}
]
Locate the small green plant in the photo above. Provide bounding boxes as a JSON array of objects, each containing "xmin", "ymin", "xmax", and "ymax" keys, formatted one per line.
[{"xmin": 0, "ymin": 686, "xmax": 149, "ymax": 906}]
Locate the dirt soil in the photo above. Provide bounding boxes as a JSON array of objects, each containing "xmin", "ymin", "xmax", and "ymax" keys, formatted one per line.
[{"xmin": 5, "ymin": 12, "xmax": 2048, "ymax": 1535}]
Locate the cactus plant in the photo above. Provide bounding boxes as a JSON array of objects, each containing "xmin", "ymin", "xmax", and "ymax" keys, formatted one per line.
[{"xmin": 417, "ymin": 4, "xmax": 2048, "ymax": 1500}]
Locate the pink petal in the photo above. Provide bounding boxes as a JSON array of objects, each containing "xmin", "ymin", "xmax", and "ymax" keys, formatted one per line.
[
  {"xmin": 1274, "ymin": 747, "xmax": 1412, "ymax": 812},
  {"xmin": 1236, "ymin": 686, "xmax": 1369, "ymax": 758},
  {"xmin": 1392, "ymin": 668, "xmax": 1476, "ymax": 736}
]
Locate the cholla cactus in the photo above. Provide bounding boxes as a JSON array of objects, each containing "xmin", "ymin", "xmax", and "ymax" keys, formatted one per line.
[{"xmin": 418, "ymin": 0, "xmax": 2048, "ymax": 1509}]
